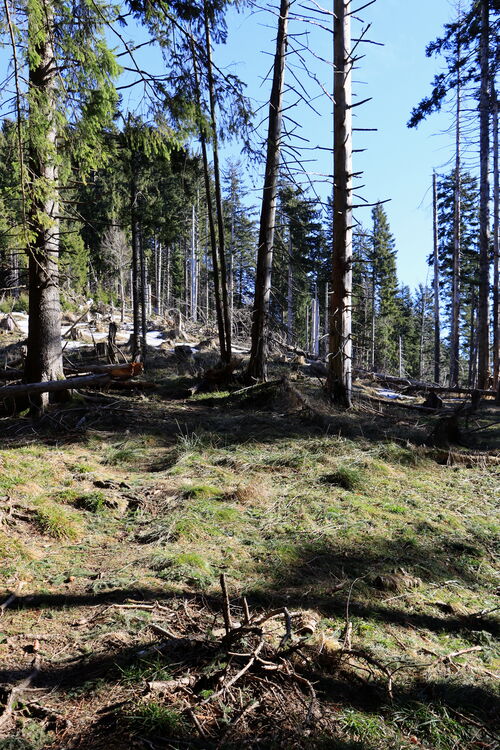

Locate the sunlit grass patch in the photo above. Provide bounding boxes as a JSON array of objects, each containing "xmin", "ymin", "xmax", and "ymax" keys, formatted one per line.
[
  {"xmin": 151, "ymin": 551, "xmax": 214, "ymax": 589},
  {"xmin": 33, "ymin": 502, "xmax": 81, "ymax": 539},
  {"xmin": 125, "ymin": 702, "xmax": 188, "ymax": 737}
]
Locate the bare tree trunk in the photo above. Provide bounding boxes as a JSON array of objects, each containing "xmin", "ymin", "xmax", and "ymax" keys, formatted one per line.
[
  {"xmin": 371, "ymin": 272, "xmax": 376, "ymax": 370},
  {"xmin": 311, "ymin": 285, "xmax": 320, "ymax": 356},
  {"xmin": 129, "ymin": 155, "xmax": 141, "ymax": 359},
  {"xmin": 139, "ymin": 230, "xmax": 147, "ymax": 363},
  {"xmin": 203, "ymin": 0, "xmax": 231, "ymax": 362},
  {"xmin": 328, "ymin": 0, "xmax": 353, "ymax": 407},
  {"xmin": 24, "ymin": 0, "xmax": 64, "ymax": 404},
  {"xmin": 419, "ymin": 289, "xmax": 427, "ymax": 380},
  {"xmin": 287, "ymin": 227, "xmax": 293, "ymax": 344},
  {"xmin": 165, "ymin": 245, "xmax": 171, "ymax": 310},
  {"xmin": 492, "ymin": 89, "xmax": 499, "ymax": 389},
  {"xmin": 156, "ymin": 239, "xmax": 163, "ymax": 317},
  {"xmin": 477, "ymin": 0, "xmax": 491, "ymax": 390},
  {"xmin": 450, "ymin": 32, "xmax": 462, "ymax": 387},
  {"xmin": 468, "ymin": 286, "xmax": 476, "ymax": 387},
  {"xmin": 190, "ymin": 203, "xmax": 198, "ymax": 321},
  {"xmin": 432, "ymin": 172, "xmax": 441, "ymax": 383},
  {"xmin": 190, "ymin": 37, "xmax": 226, "ymax": 360},
  {"xmin": 246, "ymin": 0, "xmax": 290, "ymax": 382}
]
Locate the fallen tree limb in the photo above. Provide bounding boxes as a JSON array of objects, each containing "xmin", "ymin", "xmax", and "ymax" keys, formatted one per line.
[
  {"xmin": 0, "ymin": 656, "xmax": 40, "ymax": 729},
  {"xmin": 61, "ymin": 308, "xmax": 91, "ymax": 340},
  {"xmin": 0, "ymin": 582, "xmax": 25, "ymax": 615},
  {"xmin": 356, "ymin": 393, "xmax": 446, "ymax": 413}
]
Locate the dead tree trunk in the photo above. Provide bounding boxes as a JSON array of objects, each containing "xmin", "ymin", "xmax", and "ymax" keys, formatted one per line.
[
  {"xmin": 129, "ymin": 162, "xmax": 141, "ymax": 359},
  {"xmin": 492, "ymin": 89, "xmax": 499, "ymax": 390},
  {"xmin": 327, "ymin": 0, "xmax": 353, "ymax": 407},
  {"xmin": 477, "ymin": 0, "xmax": 491, "ymax": 390},
  {"xmin": 24, "ymin": 0, "xmax": 64, "ymax": 406},
  {"xmin": 287, "ymin": 227, "xmax": 293, "ymax": 344},
  {"xmin": 450, "ymin": 33, "xmax": 462, "ymax": 387},
  {"xmin": 432, "ymin": 172, "xmax": 441, "ymax": 384},
  {"xmin": 246, "ymin": 0, "xmax": 290, "ymax": 382},
  {"xmin": 139, "ymin": 228, "xmax": 147, "ymax": 363}
]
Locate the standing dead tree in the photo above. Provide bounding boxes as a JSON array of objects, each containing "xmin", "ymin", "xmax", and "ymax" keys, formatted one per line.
[
  {"xmin": 327, "ymin": 0, "xmax": 353, "ymax": 407},
  {"xmin": 246, "ymin": 0, "xmax": 290, "ymax": 382}
]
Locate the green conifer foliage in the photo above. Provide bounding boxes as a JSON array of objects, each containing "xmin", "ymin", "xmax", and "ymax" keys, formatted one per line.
[{"xmin": 370, "ymin": 202, "xmax": 398, "ymax": 372}]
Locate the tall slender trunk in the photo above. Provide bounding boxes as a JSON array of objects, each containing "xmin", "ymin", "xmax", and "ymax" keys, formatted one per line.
[
  {"xmin": 24, "ymin": 0, "xmax": 63, "ymax": 396},
  {"xmin": 450, "ymin": 32, "xmax": 462, "ymax": 386},
  {"xmin": 190, "ymin": 36, "xmax": 226, "ymax": 359},
  {"xmin": 156, "ymin": 239, "xmax": 163, "ymax": 317},
  {"xmin": 311, "ymin": 284, "xmax": 320, "ymax": 356},
  {"xmin": 418, "ymin": 289, "xmax": 426, "ymax": 380},
  {"xmin": 477, "ymin": 0, "xmax": 491, "ymax": 389},
  {"xmin": 371, "ymin": 272, "xmax": 376, "ymax": 370},
  {"xmin": 287, "ymin": 227, "xmax": 293, "ymax": 344},
  {"xmin": 25, "ymin": 0, "xmax": 63, "ymax": 402},
  {"xmin": 139, "ymin": 229, "xmax": 147, "ymax": 362},
  {"xmin": 203, "ymin": 2, "xmax": 231, "ymax": 362},
  {"xmin": 432, "ymin": 172, "xmax": 441, "ymax": 383},
  {"xmin": 468, "ymin": 287, "xmax": 476, "ymax": 387},
  {"xmin": 328, "ymin": 0, "xmax": 353, "ymax": 406},
  {"xmin": 492, "ymin": 89, "xmax": 499, "ymax": 390},
  {"xmin": 191, "ymin": 203, "xmax": 198, "ymax": 321},
  {"xmin": 130, "ymin": 164, "xmax": 141, "ymax": 359},
  {"xmin": 246, "ymin": 0, "xmax": 290, "ymax": 381}
]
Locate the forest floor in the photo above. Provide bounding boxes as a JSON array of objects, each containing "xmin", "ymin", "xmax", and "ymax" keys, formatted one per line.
[{"xmin": 0, "ymin": 334, "xmax": 498, "ymax": 749}]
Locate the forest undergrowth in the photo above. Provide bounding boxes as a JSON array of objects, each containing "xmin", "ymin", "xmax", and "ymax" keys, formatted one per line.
[{"xmin": 0, "ymin": 344, "xmax": 498, "ymax": 749}]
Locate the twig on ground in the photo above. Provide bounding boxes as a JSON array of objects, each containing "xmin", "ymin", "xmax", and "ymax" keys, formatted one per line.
[
  {"xmin": 0, "ymin": 656, "xmax": 40, "ymax": 728},
  {"xmin": 220, "ymin": 573, "xmax": 233, "ymax": 635},
  {"xmin": 0, "ymin": 581, "xmax": 24, "ymax": 615}
]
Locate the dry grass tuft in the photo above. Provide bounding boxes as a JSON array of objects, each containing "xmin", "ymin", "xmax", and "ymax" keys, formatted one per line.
[{"xmin": 232, "ymin": 478, "xmax": 272, "ymax": 505}]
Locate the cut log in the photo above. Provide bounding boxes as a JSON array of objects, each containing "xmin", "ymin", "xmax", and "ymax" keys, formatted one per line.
[{"xmin": 64, "ymin": 362, "xmax": 143, "ymax": 377}]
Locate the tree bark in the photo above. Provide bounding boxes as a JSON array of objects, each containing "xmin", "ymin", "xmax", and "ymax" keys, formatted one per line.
[
  {"xmin": 246, "ymin": 0, "xmax": 290, "ymax": 382},
  {"xmin": 492, "ymin": 89, "xmax": 499, "ymax": 389},
  {"xmin": 129, "ymin": 163, "xmax": 141, "ymax": 359},
  {"xmin": 287, "ymin": 227, "xmax": 293, "ymax": 344},
  {"xmin": 450, "ymin": 32, "xmax": 462, "ymax": 387},
  {"xmin": 203, "ymin": 1, "xmax": 231, "ymax": 362},
  {"xmin": 24, "ymin": 0, "xmax": 64, "ymax": 406},
  {"xmin": 190, "ymin": 37, "xmax": 226, "ymax": 360},
  {"xmin": 328, "ymin": 0, "xmax": 353, "ymax": 407},
  {"xmin": 432, "ymin": 172, "xmax": 441, "ymax": 384},
  {"xmin": 477, "ymin": 0, "xmax": 491, "ymax": 390}
]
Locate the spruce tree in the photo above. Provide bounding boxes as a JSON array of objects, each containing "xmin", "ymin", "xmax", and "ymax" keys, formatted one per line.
[{"xmin": 370, "ymin": 203, "xmax": 398, "ymax": 372}]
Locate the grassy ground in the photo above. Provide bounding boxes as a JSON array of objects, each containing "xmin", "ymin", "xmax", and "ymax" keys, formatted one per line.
[{"xmin": 0, "ymin": 355, "xmax": 498, "ymax": 749}]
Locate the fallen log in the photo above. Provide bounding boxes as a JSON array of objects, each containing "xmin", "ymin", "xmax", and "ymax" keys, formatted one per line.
[
  {"xmin": 0, "ymin": 373, "xmax": 112, "ymax": 399},
  {"xmin": 64, "ymin": 362, "xmax": 143, "ymax": 378},
  {"xmin": 357, "ymin": 393, "xmax": 448, "ymax": 413}
]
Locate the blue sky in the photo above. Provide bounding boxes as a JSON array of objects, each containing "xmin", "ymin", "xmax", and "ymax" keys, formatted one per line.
[
  {"xmin": 0, "ymin": 0, "xmax": 463, "ymax": 290},
  {"xmin": 207, "ymin": 0, "xmax": 461, "ymax": 288}
]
